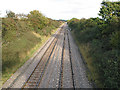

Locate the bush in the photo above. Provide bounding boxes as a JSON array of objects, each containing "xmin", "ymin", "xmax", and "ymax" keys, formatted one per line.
[
  {"xmin": 67, "ymin": 1, "xmax": 120, "ymax": 87},
  {"xmin": 2, "ymin": 10, "xmax": 62, "ymax": 83}
]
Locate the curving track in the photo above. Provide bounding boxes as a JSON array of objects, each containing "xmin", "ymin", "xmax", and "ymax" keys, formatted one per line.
[{"xmin": 2, "ymin": 23, "xmax": 92, "ymax": 89}]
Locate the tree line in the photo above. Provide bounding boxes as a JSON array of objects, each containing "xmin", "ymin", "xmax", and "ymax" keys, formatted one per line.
[
  {"xmin": 2, "ymin": 10, "xmax": 62, "ymax": 43},
  {"xmin": 2, "ymin": 10, "xmax": 63, "ymax": 83},
  {"xmin": 67, "ymin": 1, "xmax": 120, "ymax": 88}
]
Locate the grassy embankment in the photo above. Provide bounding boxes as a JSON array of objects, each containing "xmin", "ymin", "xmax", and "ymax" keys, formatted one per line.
[
  {"xmin": 71, "ymin": 31, "xmax": 101, "ymax": 87},
  {"xmin": 2, "ymin": 10, "xmax": 63, "ymax": 84},
  {"xmin": 70, "ymin": 20, "xmax": 120, "ymax": 88},
  {"xmin": 2, "ymin": 28, "xmax": 58, "ymax": 84},
  {"xmin": 67, "ymin": 1, "xmax": 120, "ymax": 88}
]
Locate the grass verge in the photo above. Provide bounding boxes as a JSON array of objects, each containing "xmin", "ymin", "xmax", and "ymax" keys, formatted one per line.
[
  {"xmin": 71, "ymin": 31, "xmax": 102, "ymax": 87},
  {"xmin": 2, "ymin": 28, "xmax": 58, "ymax": 84}
]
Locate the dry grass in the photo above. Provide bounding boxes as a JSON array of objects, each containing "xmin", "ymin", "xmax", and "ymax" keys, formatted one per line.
[
  {"xmin": 2, "ymin": 28, "xmax": 58, "ymax": 84},
  {"xmin": 71, "ymin": 31, "xmax": 102, "ymax": 87}
]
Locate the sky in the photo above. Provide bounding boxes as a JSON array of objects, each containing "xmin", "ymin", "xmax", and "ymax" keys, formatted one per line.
[{"xmin": 0, "ymin": 0, "xmax": 119, "ymax": 20}]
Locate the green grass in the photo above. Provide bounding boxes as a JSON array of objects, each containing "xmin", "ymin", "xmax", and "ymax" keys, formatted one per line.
[
  {"xmin": 71, "ymin": 31, "xmax": 103, "ymax": 87},
  {"xmin": 2, "ymin": 28, "xmax": 58, "ymax": 84}
]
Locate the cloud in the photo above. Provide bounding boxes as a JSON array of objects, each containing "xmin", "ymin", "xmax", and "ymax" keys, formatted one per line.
[{"xmin": 0, "ymin": 0, "xmax": 103, "ymax": 19}]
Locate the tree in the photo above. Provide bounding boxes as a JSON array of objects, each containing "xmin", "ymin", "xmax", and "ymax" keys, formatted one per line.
[
  {"xmin": 27, "ymin": 10, "xmax": 49, "ymax": 32},
  {"xmin": 15, "ymin": 13, "xmax": 27, "ymax": 19},
  {"xmin": 99, "ymin": 1, "xmax": 120, "ymax": 21},
  {"xmin": 67, "ymin": 18, "xmax": 79, "ymax": 30},
  {"xmin": 6, "ymin": 11, "xmax": 15, "ymax": 18}
]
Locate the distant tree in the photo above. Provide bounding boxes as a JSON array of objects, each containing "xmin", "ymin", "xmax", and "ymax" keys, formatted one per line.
[
  {"xmin": 67, "ymin": 18, "xmax": 79, "ymax": 30},
  {"xmin": 27, "ymin": 10, "xmax": 49, "ymax": 32},
  {"xmin": 99, "ymin": 1, "xmax": 120, "ymax": 21},
  {"xmin": 16, "ymin": 13, "xmax": 27, "ymax": 19},
  {"xmin": 6, "ymin": 10, "xmax": 15, "ymax": 18}
]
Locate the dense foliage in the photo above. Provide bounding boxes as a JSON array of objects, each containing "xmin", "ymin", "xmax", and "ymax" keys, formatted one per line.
[
  {"xmin": 27, "ymin": 10, "xmax": 49, "ymax": 32},
  {"xmin": 68, "ymin": 1, "xmax": 120, "ymax": 88},
  {"xmin": 2, "ymin": 10, "xmax": 62, "ymax": 43},
  {"xmin": 2, "ymin": 10, "xmax": 63, "ymax": 83}
]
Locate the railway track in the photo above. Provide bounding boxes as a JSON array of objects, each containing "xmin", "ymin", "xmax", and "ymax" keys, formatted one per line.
[
  {"xmin": 2, "ymin": 24, "xmax": 63, "ymax": 88},
  {"xmin": 3, "ymin": 23, "xmax": 92, "ymax": 89},
  {"xmin": 22, "ymin": 24, "xmax": 76, "ymax": 88},
  {"xmin": 58, "ymin": 28, "xmax": 75, "ymax": 88},
  {"xmin": 23, "ymin": 29, "xmax": 61, "ymax": 88}
]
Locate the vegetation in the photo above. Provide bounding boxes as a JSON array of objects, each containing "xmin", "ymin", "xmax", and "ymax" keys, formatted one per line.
[
  {"xmin": 68, "ymin": 1, "xmax": 120, "ymax": 88},
  {"xmin": 2, "ymin": 10, "xmax": 63, "ymax": 83}
]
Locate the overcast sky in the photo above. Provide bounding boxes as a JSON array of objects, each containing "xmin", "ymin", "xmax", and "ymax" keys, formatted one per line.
[{"xmin": 0, "ymin": 0, "xmax": 119, "ymax": 20}]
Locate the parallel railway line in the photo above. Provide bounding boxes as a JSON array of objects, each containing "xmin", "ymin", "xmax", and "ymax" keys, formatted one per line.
[
  {"xmin": 22, "ymin": 24, "xmax": 76, "ymax": 88},
  {"xmin": 7, "ymin": 28, "xmax": 60, "ymax": 88},
  {"xmin": 23, "ymin": 27, "xmax": 62, "ymax": 88},
  {"xmin": 2, "ymin": 23, "xmax": 92, "ymax": 89}
]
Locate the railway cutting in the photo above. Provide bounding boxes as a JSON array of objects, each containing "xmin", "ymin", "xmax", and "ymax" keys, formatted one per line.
[{"xmin": 2, "ymin": 23, "xmax": 92, "ymax": 89}]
